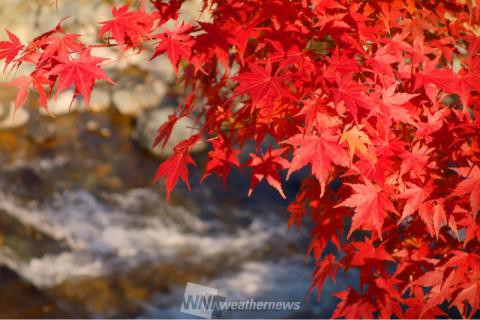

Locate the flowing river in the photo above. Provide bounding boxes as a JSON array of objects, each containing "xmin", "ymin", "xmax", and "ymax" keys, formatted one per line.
[{"xmin": 0, "ymin": 109, "xmax": 355, "ymax": 318}]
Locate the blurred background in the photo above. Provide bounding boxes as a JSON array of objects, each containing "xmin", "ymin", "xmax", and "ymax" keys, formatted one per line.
[{"xmin": 0, "ymin": 1, "xmax": 354, "ymax": 318}]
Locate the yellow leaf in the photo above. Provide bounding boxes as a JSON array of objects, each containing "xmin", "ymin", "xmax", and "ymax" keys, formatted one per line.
[
  {"xmin": 406, "ymin": 0, "xmax": 416, "ymax": 14},
  {"xmin": 340, "ymin": 125, "xmax": 374, "ymax": 161}
]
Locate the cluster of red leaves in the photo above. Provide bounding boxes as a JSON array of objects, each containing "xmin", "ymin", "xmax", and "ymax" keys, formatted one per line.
[
  {"xmin": 1, "ymin": 20, "xmax": 113, "ymax": 111},
  {"xmin": 2, "ymin": 0, "xmax": 480, "ymax": 318}
]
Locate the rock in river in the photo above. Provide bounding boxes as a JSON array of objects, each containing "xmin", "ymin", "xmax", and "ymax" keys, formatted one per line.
[
  {"xmin": 41, "ymin": 90, "xmax": 78, "ymax": 117},
  {"xmin": 113, "ymin": 81, "xmax": 167, "ymax": 117},
  {"xmin": 0, "ymin": 265, "xmax": 73, "ymax": 318}
]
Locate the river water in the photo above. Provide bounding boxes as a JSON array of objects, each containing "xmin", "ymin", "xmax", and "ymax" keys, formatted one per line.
[{"xmin": 0, "ymin": 109, "xmax": 354, "ymax": 318}]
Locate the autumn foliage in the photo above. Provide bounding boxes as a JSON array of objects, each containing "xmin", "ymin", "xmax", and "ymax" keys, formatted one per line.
[{"xmin": 2, "ymin": 0, "xmax": 480, "ymax": 318}]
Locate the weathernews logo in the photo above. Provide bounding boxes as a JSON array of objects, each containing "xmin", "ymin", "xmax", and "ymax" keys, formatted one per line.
[{"xmin": 180, "ymin": 282, "xmax": 301, "ymax": 319}]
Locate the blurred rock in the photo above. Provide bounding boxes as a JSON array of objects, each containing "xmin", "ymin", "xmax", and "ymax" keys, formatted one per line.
[
  {"xmin": 112, "ymin": 90, "xmax": 142, "ymax": 116},
  {"xmin": 116, "ymin": 50, "xmax": 151, "ymax": 70},
  {"xmin": 1, "ymin": 167, "xmax": 53, "ymax": 200},
  {"xmin": 132, "ymin": 106, "xmax": 205, "ymax": 157},
  {"xmin": 85, "ymin": 119, "xmax": 100, "ymax": 132},
  {"xmin": 0, "ymin": 265, "xmax": 73, "ymax": 318},
  {"xmin": 140, "ymin": 55, "xmax": 176, "ymax": 83},
  {"xmin": 87, "ymin": 88, "xmax": 112, "ymax": 112},
  {"xmin": 99, "ymin": 128, "xmax": 111, "ymax": 138},
  {"xmin": 0, "ymin": 102, "xmax": 29, "ymax": 130},
  {"xmin": 113, "ymin": 82, "xmax": 166, "ymax": 116},
  {"xmin": 26, "ymin": 121, "xmax": 57, "ymax": 144},
  {"xmin": 41, "ymin": 90, "xmax": 78, "ymax": 117},
  {"xmin": 135, "ymin": 81, "xmax": 166, "ymax": 108},
  {"xmin": 0, "ymin": 209, "xmax": 66, "ymax": 261}
]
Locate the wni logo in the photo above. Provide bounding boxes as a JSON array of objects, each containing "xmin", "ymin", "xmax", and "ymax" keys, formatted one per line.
[{"xmin": 180, "ymin": 282, "xmax": 225, "ymax": 319}]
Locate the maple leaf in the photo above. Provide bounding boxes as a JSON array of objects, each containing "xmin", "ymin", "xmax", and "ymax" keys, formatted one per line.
[
  {"xmin": 336, "ymin": 179, "xmax": 397, "ymax": 238},
  {"xmin": 7, "ymin": 76, "xmax": 30, "ymax": 110},
  {"xmin": 247, "ymin": 147, "xmax": 289, "ymax": 199},
  {"xmin": 332, "ymin": 287, "xmax": 375, "ymax": 319},
  {"xmin": 381, "ymin": 88, "xmax": 416, "ymax": 108},
  {"xmin": 153, "ymin": 135, "xmax": 200, "ymax": 201},
  {"xmin": 445, "ymin": 251, "xmax": 480, "ymax": 280},
  {"xmin": 266, "ymin": 40, "xmax": 304, "ymax": 71},
  {"xmin": 415, "ymin": 65, "xmax": 459, "ymax": 94},
  {"xmin": 457, "ymin": 62, "xmax": 480, "ymax": 109},
  {"xmin": 234, "ymin": 62, "xmax": 295, "ymax": 106},
  {"xmin": 380, "ymin": 33, "xmax": 412, "ymax": 59},
  {"xmin": 350, "ymin": 239, "xmax": 394, "ymax": 266},
  {"xmin": 414, "ymin": 109, "xmax": 447, "ymax": 140},
  {"xmin": 310, "ymin": 254, "xmax": 339, "ymax": 300},
  {"xmin": 7, "ymin": 74, "xmax": 50, "ymax": 110},
  {"xmin": 378, "ymin": 85, "xmax": 419, "ymax": 126},
  {"xmin": 322, "ymin": 48, "xmax": 359, "ymax": 83},
  {"xmin": 374, "ymin": 277, "xmax": 405, "ymax": 318},
  {"xmin": 446, "ymin": 252, "xmax": 480, "ymax": 318},
  {"xmin": 404, "ymin": 288, "xmax": 447, "ymax": 319},
  {"xmin": 452, "ymin": 166, "xmax": 480, "ymax": 219},
  {"xmin": 151, "ymin": 23, "xmax": 195, "ymax": 75},
  {"xmin": 194, "ymin": 22, "xmax": 234, "ymax": 73},
  {"xmin": 332, "ymin": 75, "xmax": 372, "ymax": 122},
  {"xmin": 453, "ymin": 275, "xmax": 480, "ymax": 319},
  {"xmin": 283, "ymin": 130, "xmax": 349, "ymax": 196},
  {"xmin": 151, "ymin": 0, "xmax": 182, "ymax": 23},
  {"xmin": 99, "ymin": 3, "xmax": 154, "ymax": 48},
  {"xmin": 339, "ymin": 124, "xmax": 374, "ymax": 161},
  {"xmin": 298, "ymin": 95, "xmax": 341, "ymax": 133},
  {"xmin": 399, "ymin": 143, "xmax": 433, "ymax": 179},
  {"xmin": 153, "ymin": 113, "xmax": 178, "ymax": 149},
  {"xmin": 0, "ymin": 29, "xmax": 23, "ymax": 69},
  {"xmin": 37, "ymin": 33, "xmax": 85, "ymax": 65},
  {"xmin": 313, "ymin": 0, "xmax": 346, "ymax": 14},
  {"xmin": 399, "ymin": 182, "xmax": 433, "ymax": 222},
  {"xmin": 201, "ymin": 136, "xmax": 241, "ymax": 187},
  {"xmin": 49, "ymin": 49, "xmax": 114, "ymax": 105},
  {"xmin": 418, "ymin": 200, "xmax": 447, "ymax": 239}
]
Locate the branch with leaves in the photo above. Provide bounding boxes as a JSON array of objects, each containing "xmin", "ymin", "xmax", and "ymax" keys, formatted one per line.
[{"xmin": 1, "ymin": 0, "xmax": 480, "ymax": 318}]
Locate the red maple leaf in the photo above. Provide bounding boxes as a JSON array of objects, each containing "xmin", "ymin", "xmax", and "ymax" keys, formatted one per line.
[
  {"xmin": 49, "ymin": 49, "xmax": 114, "ymax": 105},
  {"xmin": 453, "ymin": 275, "xmax": 480, "ymax": 319},
  {"xmin": 403, "ymin": 288, "xmax": 447, "ymax": 319},
  {"xmin": 399, "ymin": 181, "xmax": 433, "ymax": 222},
  {"xmin": 153, "ymin": 113, "xmax": 179, "ymax": 149},
  {"xmin": 350, "ymin": 238, "xmax": 394, "ymax": 266},
  {"xmin": 332, "ymin": 75, "xmax": 372, "ymax": 122},
  {"xmin": 99, "ymin": 3, "xmax": 154, "ymax": 48},
  {"xmin": 336, "ymin": 179, "xmax": 397, "ymax": 238},
  {"xmin": 201, "ymin": 136, "xmax": 241, "ymax": 187},
  {"xmin": 0, "ymin": 29, "xmax": 23, "ymax": 69},
  {"xmin": 452, "ymin": 166, "xmax": 480, "ymax": 219},
  {"xmin": 377, "ymin": 85, "xmax": 419, "ymax": 126},
  {"xmin": 247, "ymin": 147, "xmax": 289, "ymax": 199},
  {"xmin": 283, "ymin": 130, "xmax": 349, "ymax": 196},
  {"xmin": 332, "ymin": 287, "xmax": 375, "ymax": 319},
  {"xmin": 37, "ymin": 33, "xmax": 85, "ymax": 65},
  {"xmin": 234, "ymin": 62, "xmax": 295, "ymax": 106},
  {"xmin": 151, "ymin": 23, "xmax": 195, "ymax": 75},
  {"xmin": 7, "ymin": 74, "xmax": 50, "ymax": 110},
  {"xmin": 399, "ymin": 143, "xmax": 432, "ymax": 179},
  {"xmin": 153, "ymin": 135, "xmax": 200, "ymax": 201},
  {"xmin": 310, "ymin": 253, "xmax": 340, "ymax": 300},
  {"xmin": 7, "ymin": 76, "xmax": 30, "ymax": 110}
]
